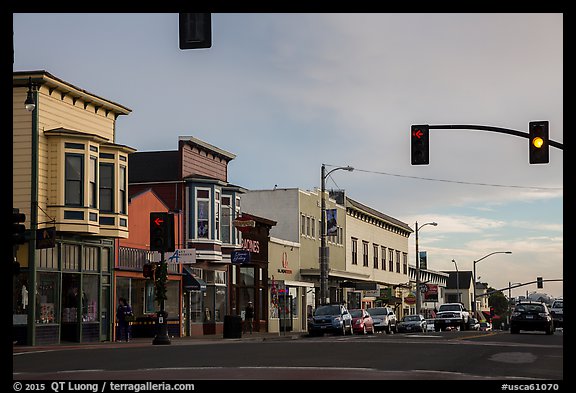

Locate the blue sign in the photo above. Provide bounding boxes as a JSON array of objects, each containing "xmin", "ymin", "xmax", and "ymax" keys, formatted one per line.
[{"xmin": 231, "ymin": 250, "xmax": 251, "ymax": 264}]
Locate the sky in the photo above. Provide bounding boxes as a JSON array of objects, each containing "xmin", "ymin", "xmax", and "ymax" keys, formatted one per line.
[{"xmin": 12, "ymin": 13, "xmax": 563, "ymax": 299}]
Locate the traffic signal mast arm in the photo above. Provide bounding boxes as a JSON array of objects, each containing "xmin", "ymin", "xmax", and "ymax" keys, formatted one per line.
[
  {"xmin": 429, "ymin": 124, "xmax": 563, "ymax": 150},
  {"xmin": 476, "ymin": 278, "xmax": 563, "ymax": 298}
]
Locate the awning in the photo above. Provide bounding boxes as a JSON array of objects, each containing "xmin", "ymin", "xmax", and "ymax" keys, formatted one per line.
[{"xmin": 183, "ymin": 266, "xmax": 207, "ymax": 291}]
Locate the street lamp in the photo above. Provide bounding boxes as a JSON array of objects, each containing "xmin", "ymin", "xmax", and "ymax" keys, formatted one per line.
[
  {"xmin": 472, "ymin": 251, "xmax": 512, "ymax": 315},
  {"xmin": 415, "ymin": 221, "xmax": 437, "ymax": 315},
  {"xmin": 25, "ymin": 77, "xmax": 36, "ymax": 112},
  {"xmin": 320, "ymin": 164, "xmax": 353, "ymax": 305},
  {"xmin": 452, "ymin": 259, "xmax": 460, "ymax": 303}
]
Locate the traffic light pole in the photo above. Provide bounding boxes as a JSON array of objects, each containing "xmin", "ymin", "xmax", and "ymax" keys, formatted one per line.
[
  {"xmin": 428, "ymin": 124, "xmax": 564, "ymax": 150},
  {"xmin": 152, "ymin": 250, "xmax": 171, "ymax": 345}
]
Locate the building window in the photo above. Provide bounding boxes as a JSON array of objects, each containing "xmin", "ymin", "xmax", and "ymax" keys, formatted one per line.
[
  {"xmin": 389, "ymin": 249, "xmax": 394, "ymax": 271},
  {"xmin": 99, "ymin": 163, "xmax": 114, "ymax": 213},
  {"xmin": 306, "ymin": 216, "xmax": 311, "ymax": 237},
  {"xmin": 65, "ymin": 153, "xmax": 83, "ymax": 206},
  {"xmin": 301, "ymin": 214, "xmax": 306, "ymax": 236},
  {"xmin": 215, "ymin": 190, "xmax": 220, "ymax": 241},
  {"xmin": 221, "ymin": 196, "xmax": 232, "ymax": 244},
  {"xmin": 381, "ymin": 246, "xmax": 386, "ymax": 270},
  {"xmin": 351, "ymin": 238, "xmax": 358, "ymax": 265},
  {"xmin": 119, "ymin": 165, "xmax": 127, "ymax": 214},
  {"xmin": 403, "ymin": 252, "xmax": 408, "ymax": 274},
  {"xmin": 235, "ymin": 197, "xmax": 241, "ymax": 245},
  {"xmin": 373, "ymin": 244, "xmax": 379, "ymax": 269},
  {"xmin": 89, "ymin": 156, "xmax": 97, "ymax": 208},
  {"xmin": 363, "ymin": 241, "xmax": 369, "ymax": 267},
  {"xmin": 83, "ymin": 246, "xmax": 99, "ymax": 272},
  {"xmin": 396, "ymin": 250, "xmax": 401, "ymax": 273},
  {"xmin": 196, "ymin": 189, "xmax": 210, "ymax": 239},
  {"xmin": 311, "ymin": 217, "xmax": 315, "ymax": 238}
]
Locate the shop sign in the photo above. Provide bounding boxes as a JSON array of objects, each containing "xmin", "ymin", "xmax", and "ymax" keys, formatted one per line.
[
  {"xmin": 424, "ymin": 284, "xmax": 439, "ymax": 301},
  {"xmin": 404, "ymin": 292, "xmax": 417, "ymax": 305},
  {"xmin": 231, "ymin": 250, "xmax": 251, "ymax": 264},
  {"xmin": 241, "ymin": 239, "xmax": 260, "ymax": 254},
  {"xmin": 36, "ymin": 227, "xmax": 56, "ymax": 249},
  {"xmin": 277, "ymin": 251, "xmax": 292, "ymax": 274}
]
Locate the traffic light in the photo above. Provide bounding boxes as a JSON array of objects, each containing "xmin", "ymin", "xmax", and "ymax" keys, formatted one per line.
[
  {"xmin": 12, "ymin": 210, "xmax": 27, "ymax": 245},
  {"xmin": 529, "ymin": 121, "xmax": 549, "ymax": 164},
  {"xmin": 411, "ymin": 125, "xmax": 429, "ymax": 165},
  {"xmin": 490, "ymin": 307, "xmax": 495, "ymax": 318},
  {"xmin": 143, "ymin": 263, "xmax": 155, "ymax": 279},
  {"xmin": 150, "ymin": 212, "xmax": 175, "ymax": 252},
  {"xmin": 537, "ymin": 276, "xmax": 543, "ymax": 289},
  {"xmin": 179, "ymin": 13, "xmax": 211, "ymax": 49}
]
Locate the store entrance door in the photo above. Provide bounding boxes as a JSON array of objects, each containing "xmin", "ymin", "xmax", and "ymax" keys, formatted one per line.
[{"xmin": 279, "ymin": 294, "xmax": 293, "ymax": 332}]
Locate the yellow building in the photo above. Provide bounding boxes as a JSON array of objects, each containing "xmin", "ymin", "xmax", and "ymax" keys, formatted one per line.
[{"xmin": 12, "ymin": 71, "xmax": 134, "ymax": 345}]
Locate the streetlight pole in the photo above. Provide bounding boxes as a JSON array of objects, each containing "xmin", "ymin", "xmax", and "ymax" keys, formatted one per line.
[
  {"xmin": 472, "ymin": 251, "xmax": 512, "ymax": 316},
  {"xmin": 320, "ymin": 164, "xmax": 353, "ymax": 305},
  {"xmin": 452, "ymin": 259, "xmax": 460, "ymax": 304},
  {"xmin": 415, "ymin": 221, "xmax": 437, "ymax": 315}
]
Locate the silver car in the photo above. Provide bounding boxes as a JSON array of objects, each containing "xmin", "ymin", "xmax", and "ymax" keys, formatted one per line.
[{"xmin": 367, "ymin": 307, "xmax": 397, "ymax": 334}]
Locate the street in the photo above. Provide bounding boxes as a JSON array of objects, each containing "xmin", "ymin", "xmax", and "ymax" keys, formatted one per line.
[{"xmin": 13, "ymin": 329, "xmax": 563, "ymax": 381}]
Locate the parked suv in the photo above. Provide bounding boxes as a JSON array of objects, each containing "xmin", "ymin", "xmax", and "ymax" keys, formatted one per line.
[
  {"xmin": 308, "ymin": 304, "xmax": 353, "ymax": 336},
  {"xmin": 510, "ymin": 300, "xmax": 554, "ymax": 335},
  {"xmin": 549, "ymin": 299, "xmax": 563, "ymax": 328},
  {"xmin": 367, "ymin": 307, "xmax": 397, "ymax": 334}
]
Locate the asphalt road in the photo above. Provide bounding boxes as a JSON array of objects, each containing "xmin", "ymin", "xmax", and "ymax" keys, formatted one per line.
[{"xmin": 13, "ymin": 329, "xmax": 563, "ymax": 381}]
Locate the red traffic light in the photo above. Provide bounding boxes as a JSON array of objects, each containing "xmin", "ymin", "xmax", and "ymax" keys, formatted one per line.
[{"xmin": 411, "ymin": 125, "xmax": 430, "ymax": 165}]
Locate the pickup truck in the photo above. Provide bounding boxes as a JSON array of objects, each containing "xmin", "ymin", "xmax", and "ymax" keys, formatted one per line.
[{"xmin": 434, "ymin": 303, "xmax": 471, "ymax": 331}]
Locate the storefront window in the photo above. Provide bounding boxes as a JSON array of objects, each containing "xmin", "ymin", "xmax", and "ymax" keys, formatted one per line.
[
  {"xmin": 239, "ymin": 267, "xmax": 254, "ymax": 286},
  {"xmin": 165, "ymin": 280, "xmax": 179, "ymax": 318},
  {"xmin": 82, "ymin": 275, "xmax": 99, "ymax": 322},
  {"xmin": 62, "ymin": 273, "xmax": 81, "ymax": 323},
  {"xmin": 13, "ymin": 272, "xmax": 30, "ymax": 325},
  {"xmin": 36, "ymin": 272, "xmax": 59, "ymax": 324}
]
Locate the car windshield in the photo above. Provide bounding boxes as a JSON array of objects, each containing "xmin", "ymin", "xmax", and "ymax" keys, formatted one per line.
[
  {"xmin": 367, "ymin": 308, "xmax": 386, "ymax": 316},
  {"xmin": 315, "ymin": 305, "xmax": 341, "ymax": 316},
  {"xmin": 403, "ymin": 315, "xmax": 420, "ymax": 322},
  {"xmin": 552, "ymin": 301, "xmax": 563, "ymax": 309},
  {"xmin": 350, "ymin": 310, "xmax": 363, "ymax": 318},
  {"xmin": 438, "ymin": 305, "xmax": 461, "ymax": 312},
  {"xmin": 480, "ymin": 322, "xmax": 488, "ymax": 327}
]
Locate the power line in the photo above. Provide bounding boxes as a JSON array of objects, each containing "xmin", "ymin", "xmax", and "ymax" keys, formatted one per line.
[{"xmin": 324, "ymin": 164, "xmax": 563, "ymax": 191}]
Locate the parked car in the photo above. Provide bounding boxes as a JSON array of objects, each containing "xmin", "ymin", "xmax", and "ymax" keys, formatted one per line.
[
  {"xmin": 397, "ymin": 314, "xmax": 427, "ymax": 333},
  {"xmin": 367, "ymin": 307, "xmax": 397, "ymax": 334},
  {"xmin": 469, "ymin": 318, "xmax": 480, "ymax": 330},
  {"xmin": 350, "ymin": 309, "xmax": 375, "ymax": 335},
  {"xmin": 308, "ymin": 304, "xmax": 353, "ymax": 336},
  {"xmin": 510, "ymin": 300, "xmax": 554, "ymax": 335},
  {"xmin": 479, "ymin": 321, "xmax": 492, "ymax": 331},
  {"xmin": 425, "ymin": 318, "xmax": 436, "ymax": 332}
]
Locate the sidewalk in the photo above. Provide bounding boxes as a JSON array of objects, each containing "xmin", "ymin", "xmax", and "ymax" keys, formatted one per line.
[{"xmin": 13, "ymin": 331, "xmax": 307, "ymax": 353}]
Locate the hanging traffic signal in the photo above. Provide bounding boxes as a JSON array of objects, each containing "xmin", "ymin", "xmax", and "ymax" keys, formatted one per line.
[
  {"xmin": 411, "ymin": 125, "xmax": 429, "ymax": 165},
  {"xmin": 12, "ymin": 210, "xmax": 27, "ymax": 245},
  {"xmin": 150, "ymin": 212, "xmax": 175, "ymax": 252},
  {"xmin": 529, "ymin": 121, "xmax": 549, "ymax": 164},
  {"xmin": 490, "ymin": 307, "xmax": 495, "ymax": 318},
  {"xmin": 179, "ymin": 13, "xmax": 212, "ymax": 49},
  {"xmin": 537, "ymin": 276, "xmax": 543, "ymax": 289},
  {"xmin": 143, "ymin": 263, "xmax": 156, "ymax": 279}
]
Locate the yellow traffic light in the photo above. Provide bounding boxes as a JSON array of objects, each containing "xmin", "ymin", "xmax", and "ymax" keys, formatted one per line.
[{"xmin": 532, "ymin": 136, "xmax": 544, "ymax": 149}]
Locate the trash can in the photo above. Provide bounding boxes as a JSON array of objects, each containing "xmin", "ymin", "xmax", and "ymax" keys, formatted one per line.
[{"xmin": 223, "ymin": 315, "xmax": 242, "ymax": 338}]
